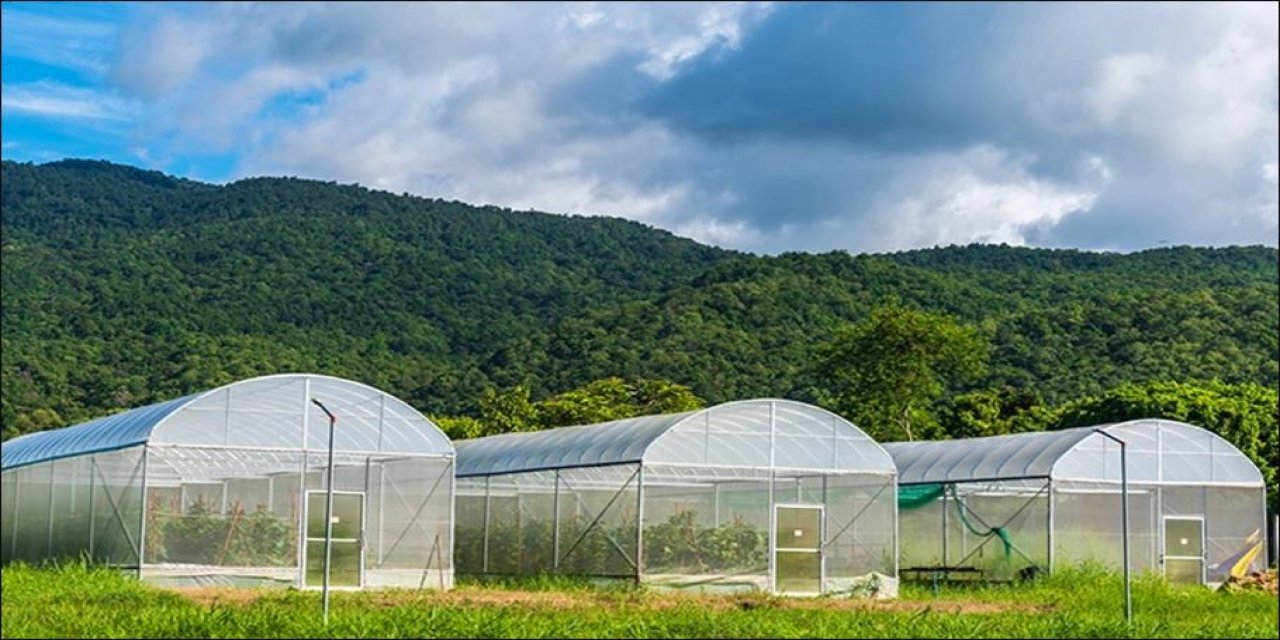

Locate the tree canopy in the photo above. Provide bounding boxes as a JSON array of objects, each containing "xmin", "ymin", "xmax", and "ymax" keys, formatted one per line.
[
  {"xmin": 2, "ymin": 158, "xmax": 1276, "ymax": 510},
  {"xmin": 815, "ymin": 304, "xmax": 990, "ymax": 441}
]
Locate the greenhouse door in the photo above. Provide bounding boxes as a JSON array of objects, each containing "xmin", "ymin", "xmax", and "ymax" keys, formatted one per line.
[
  {"xmin": 304, "ymin": 491, "xmax": 365, "ymax": 588},
  {"xmin": 774, "ymin": 505, "xmax": 823, "ymax": 595},
  {"xmin": 1163, "ymin": 516, "xmax": 1204, "ymax": 585}
]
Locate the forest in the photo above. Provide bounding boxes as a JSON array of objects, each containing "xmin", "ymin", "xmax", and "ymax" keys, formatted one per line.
[{"xmin": 2, "ymin": 158, "xmax": 1276, "ymax": 506}]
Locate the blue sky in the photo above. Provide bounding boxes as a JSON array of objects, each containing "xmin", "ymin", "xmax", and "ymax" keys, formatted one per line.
[{"xmin": 2, "ymin": 1, "xmax": 1276, "ymax": 254}]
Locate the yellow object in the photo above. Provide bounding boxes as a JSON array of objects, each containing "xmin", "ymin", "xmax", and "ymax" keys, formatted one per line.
[
  {"xmin": 1230, "ymin": 541, "xmax": 1262, "ymax": 579},
  {"xmin": 1214, "ymin": 529, "xmax": 1263, "ymax": 579}
]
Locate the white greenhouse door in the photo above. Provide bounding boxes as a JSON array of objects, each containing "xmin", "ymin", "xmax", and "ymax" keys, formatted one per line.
[
  {"xmin": 303, "ymin": 491, "xmax": 365, "ymax": 588},
  {"xmin": 1163, "ymin": 516, "xmax": 1205, "ymax": 585},
  {"xmin": 774, "ymin": 505, "xmax": 824, "ymax": 595}
]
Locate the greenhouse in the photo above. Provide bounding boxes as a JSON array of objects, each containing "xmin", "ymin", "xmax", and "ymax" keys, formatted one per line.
[
  {"xmin": 886, "ymin": 418, "xmax": 1267, "ymax": 585},
  {"xmin": 1, "ymin": 374, "xmax": 456, "ymax": 590},
  {"xmin": 453, "ymin": 399, "xmax": 898, "ymax": 597}
]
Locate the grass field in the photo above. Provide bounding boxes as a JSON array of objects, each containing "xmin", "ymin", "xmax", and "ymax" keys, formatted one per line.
[{"xmin": 1, "ymin": 562, "xmax": 1276, "ymax": 639}]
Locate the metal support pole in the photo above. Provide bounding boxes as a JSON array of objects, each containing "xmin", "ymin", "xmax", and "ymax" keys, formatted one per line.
[
  {"xmin": 46, "ymin": 461, "xmax": 56, "ymax": 558},
  {"xmin": 941, "ymin": 483, "xmax": 949, "ymax": 567},
  {"xmin": 482, "ymin": 476, "xmax": 491, "ymax": 573},
  {"xmin": 1046, "ymin": 479, "xmax": 1054, "ymax": 574},
  {"xmin": 552, "ymin": 471, "xmax": 561, "ymax": 570},
  {"xmin": 635, "ymin": 466, "xmax": 645, "ymax": 583},
  {"xmin": 87, "ymin": 462, "xmax": 95, "ymax": 559},
  {"xmin": 137, "ymin": 449, "xmax": 149, "ymax": 576},
  {"xmin": 1093, "ymin": 428, "xmax": 1131, "ymax": 624},
  {"xmin": 312, "ymin": 399, "xmax": 338, "ymax": 626}
]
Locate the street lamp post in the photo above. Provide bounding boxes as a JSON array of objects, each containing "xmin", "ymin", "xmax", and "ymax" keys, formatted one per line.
[
  {"xmin": 311, "ymin": 398, "xmax": 337, "ymax": 625},
  {"xmin": 1092, "ymin": 428, "xmax": 1131, "ymax": 624}
]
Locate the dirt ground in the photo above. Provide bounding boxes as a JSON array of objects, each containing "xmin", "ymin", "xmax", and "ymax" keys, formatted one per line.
[{"xmin": 175, "ymin": 585, "xmax": 1053, "ymax": 615}]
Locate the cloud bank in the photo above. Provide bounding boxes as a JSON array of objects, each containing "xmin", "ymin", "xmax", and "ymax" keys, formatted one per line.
[{"xmin": 3, "ymin": 1, "xmax": 1276, "ymax": 254}]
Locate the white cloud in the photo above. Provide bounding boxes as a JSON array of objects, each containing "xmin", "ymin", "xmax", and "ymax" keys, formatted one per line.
[
  {"xmin": 674, "ymin": 216, "xmax": 762, "ymax": 248},
  {"xmin": 874, "ymin": 147, "xmax": 1099, "ymax": 249},
  {"xmin": 0, "ymin": 6, "xmax": 117, "ymax": 75},
  {"xmin": 638, "ymin": 3, "xmax": 774, "ymax": 79},
  {"xmin": 12, "ymin": 2, "xmax": 1274, "ymax": 254},
  {"xmin": 1085, "ymin": 53, "xmax": 1164, "ymax": 127},
  {"xmin": 1, "ymin": 82, "xmax": 133, "ymax": 120}
]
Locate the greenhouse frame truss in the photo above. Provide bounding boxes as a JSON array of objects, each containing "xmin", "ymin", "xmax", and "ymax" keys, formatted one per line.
[
  {"xmin": 1, "ymin": 374, "xmax": 457, "ymax": 590},
  {"xmin": 453, "ymin": 399, "xmax": 899, "ymax": 597},
  {"xmin": 885, "ymin": 419, "xmax": 1267, "ymax": 585}
]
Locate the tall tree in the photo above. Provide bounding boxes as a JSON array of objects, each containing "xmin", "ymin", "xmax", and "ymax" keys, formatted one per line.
[
  {"xmin": 815, "ymin": 304, "xmax": 990, "ymax": 441},
  {"xmin": 538, "ymin": 377, "xmax": 704, "ymax": 428}
]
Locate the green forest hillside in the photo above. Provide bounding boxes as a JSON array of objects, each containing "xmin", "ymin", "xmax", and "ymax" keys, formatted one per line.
[{"xmin": 2, "ymin": 158, "xmax": 1276, "ymax": 439}]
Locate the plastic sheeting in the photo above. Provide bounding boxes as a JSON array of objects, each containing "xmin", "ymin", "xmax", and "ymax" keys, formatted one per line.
[
  {"xmin": 885, "ymin": 419, "xmax": 1263, "ymax": 487},
  {"xmin": 456, "ymin": 399, "xmax": 895, "ymax": 477},
  {"xmin": 3, "ymin": 374, "xmax": 453, "ymax": 473}
]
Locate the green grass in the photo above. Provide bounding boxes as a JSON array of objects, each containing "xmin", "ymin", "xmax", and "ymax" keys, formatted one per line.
[{"xmin": 1, "ymin": 561, "xmax": 1275, "ymax": 639}]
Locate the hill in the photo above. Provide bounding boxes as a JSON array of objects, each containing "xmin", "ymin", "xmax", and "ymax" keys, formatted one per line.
[{"xmin": 2, "ymin": 158, "xmax": 1276, "ymax": 436}]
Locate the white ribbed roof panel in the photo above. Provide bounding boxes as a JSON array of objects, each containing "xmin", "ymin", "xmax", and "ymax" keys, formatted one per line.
[
  {"xmin": 885, "ymin": 429, "xmax": 1092, "ymax": 485},
  {"xmin": 455, "ymin": 399, "xmax": 894, "ymax": 477},
  {"xmin": 2, "ymin": 374, "xmax": 452, "ymax": 473},
  {"xmin": 151, "ymin": 374, "xmax": 453, "ymax": 456},
  {"xmin": 885, "ymin": 418, "xmax": 1262, "ymax": 486},
  {"xmin": 1053, "ymin": 419, "xmax": 1263, "ymax": 484}
]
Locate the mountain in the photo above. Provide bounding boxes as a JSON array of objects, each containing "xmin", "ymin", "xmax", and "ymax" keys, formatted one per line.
[{"xmin": 2, "ymin": 158, "xmax": 1276, "ymax": 436}]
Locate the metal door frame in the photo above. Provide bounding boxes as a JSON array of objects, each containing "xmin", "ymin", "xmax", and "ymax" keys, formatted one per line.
[
  {"xmin": 1161, "ymin": 515, "xmax": 1205, "ymax": 584},
  {"xmin": 302, "ymin": 489, "xmax": 366, "ymax": 589},
  {"xmin": 772, "ymin": 503, "xmax": 825, "ymax": 595}
]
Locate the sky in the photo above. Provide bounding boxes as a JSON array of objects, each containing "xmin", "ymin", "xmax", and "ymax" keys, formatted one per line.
[{"xmin": 2, "ymin": 1, "xmax": 1277, "ymax": 255}]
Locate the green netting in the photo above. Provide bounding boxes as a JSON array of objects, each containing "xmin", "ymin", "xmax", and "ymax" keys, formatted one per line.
[
  {"xmin": 898, "ymin": 483, "xmax": 1014, "ymax": 561},
  {"xmin": 947, "ymin": 485, "xmax": 1012, "ymax": 560},
  {"xmin": 897, "ymin": 483, "xmax": 945, "ymax": 510}
]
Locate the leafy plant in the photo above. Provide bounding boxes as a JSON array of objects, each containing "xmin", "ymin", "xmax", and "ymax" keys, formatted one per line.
[{"xmin": 151, "ymin": 496, "xmax": 294, "ymax": 566}]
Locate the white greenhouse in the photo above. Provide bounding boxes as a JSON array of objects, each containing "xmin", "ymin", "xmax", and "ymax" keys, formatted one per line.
[
  {"xmin": 0, "ymin": 374, "xmax": 456, "ymax": 590},
  {"xmin": 453, "ymin": 399, "xmax": 898, "ymax": 597},
  {"xmin": 887, "ymin": 418, "xmax": 1267, "ymax": 585}
]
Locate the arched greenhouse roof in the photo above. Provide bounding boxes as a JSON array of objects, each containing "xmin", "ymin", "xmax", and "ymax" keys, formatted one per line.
[
  {"xmin": 1, "ymin": 374, "xmax": 453, "ymax": 471},
  {"xmin": 455, "ymin": 399, "xmax": 894, "ymax": 477},
  {"xmin": 884, "ymin": 418, "xmax": 1263, "ymax": 486}
]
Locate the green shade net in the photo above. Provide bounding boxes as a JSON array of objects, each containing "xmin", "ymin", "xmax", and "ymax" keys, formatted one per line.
[
  {"xmin": 947, "ymin": 484, "xmax": 1012, "ymax": 560},
  {"xmin": 897, "ymin": 483, "xmax": 1013, "ymax": 560},
  {"xmin": 897, "ymin": 483, "xmax": 945, "ymax": 510}
]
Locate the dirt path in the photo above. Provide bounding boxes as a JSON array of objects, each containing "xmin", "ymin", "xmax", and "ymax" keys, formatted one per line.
[{"xmin": 176, "ymin": 586, "xmax": 1053, "ymax": 615}]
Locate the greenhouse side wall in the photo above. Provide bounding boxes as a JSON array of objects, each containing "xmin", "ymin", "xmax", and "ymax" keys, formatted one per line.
[
  {"xmin": 1048, "ymin": 480, "xmax": 1265, "ymax": 580},
  {"xmin": 141, "ymin": 447, "xmax": 308, "ymax": 587},
  {"xmin": 821, "ymin": 472, "xmax": 896, "ymax": 594},
  {"xmin": 1, "ymin": 447, "xmax": 145, "ymax": 569},
  {"xmin": 140, "ymin": 448, "xmax": 454, "ymax": 589},
  {"xmin": 899, "ymin": 479, "xmax": 1050, "ymax": 582},
  {"xmin": 639, "ymin": 465, "xmax": 896, "ymax": 596},
  {"xmin": 1164, "ymin": 484, "xmax": 1266, "ymax": 582},
  {"xmin": 1052, "ymin": 480, "xmax": 1159, "ymax": 576},
  {"xmin": 457, "ymin": 469, "xmax": 558, "ymax": 576},
  {"xmin": 455, "ymin": 465, "xmax": 640, "ymax": 579},
  {"xmin": 640, "ymin": 464, "xmax": 772, "ymax": 592},
  {"xmin": 368, "ymin": 456, "xmax": 454, "ymax": 589}
]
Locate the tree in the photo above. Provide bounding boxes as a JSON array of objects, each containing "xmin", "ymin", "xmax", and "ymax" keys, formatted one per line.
[
  {"xmin": 940, "ymin": 386, "xmax": 1059, "ymax": 439},
  {"xmin": 537, "ymin": 377, "xmax": 704, "ymax": 428},
  {"xmin": 815, "ymin": 304, "xmax": 990, "ymax": 441},
  {"xmin": 431, "ymin": 414, "xmax": 486, "ymax": 440},
  {"xmin": 476, "ymin": 383, "xmax": 539, "ymax": 434}
]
